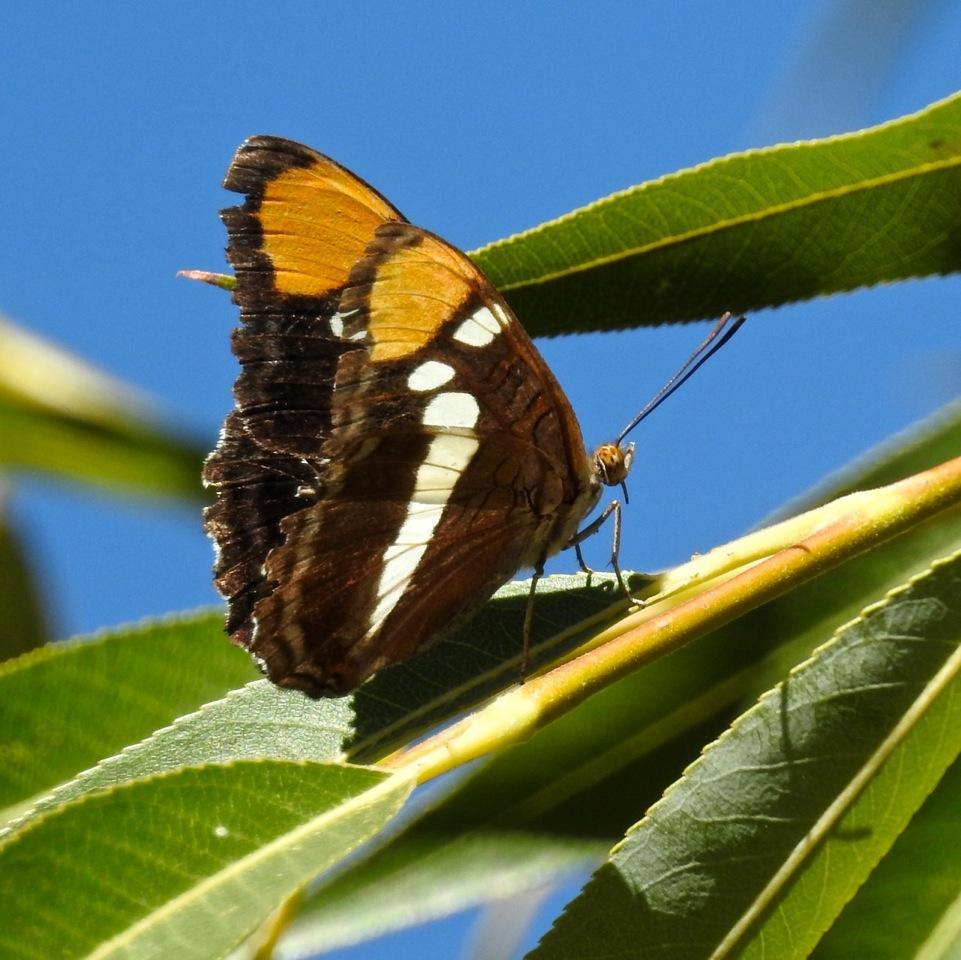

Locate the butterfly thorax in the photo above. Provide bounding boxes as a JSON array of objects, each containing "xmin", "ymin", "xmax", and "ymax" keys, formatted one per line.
[{"xmin": 529, "ymin": 441, "xmax": 633, "ymax": 566}]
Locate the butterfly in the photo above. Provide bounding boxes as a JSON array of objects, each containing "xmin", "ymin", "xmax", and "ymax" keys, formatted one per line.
[{"xmin": 203, "ymin": 135, "xmax": 742, "ymax": 697}]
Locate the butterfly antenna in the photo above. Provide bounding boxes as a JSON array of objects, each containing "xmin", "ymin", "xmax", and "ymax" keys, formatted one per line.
[{"xmin": 616, "ymin": 312, "xmax": 746, "ymax": 444}]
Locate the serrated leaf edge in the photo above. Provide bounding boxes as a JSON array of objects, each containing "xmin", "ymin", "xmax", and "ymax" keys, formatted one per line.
[
  {"xmin": 0, "ymin": 678, "xmax": 353, "ymax": 841},
  {"xmin": 472, "ymin": 90, "xmax": 961, "ymax": 291},
  {"xmin": 0, "ymin": 607, "xmax": 222, "ymax": 679}
]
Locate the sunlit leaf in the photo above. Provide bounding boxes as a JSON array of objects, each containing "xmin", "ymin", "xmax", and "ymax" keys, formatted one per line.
[
  {"xmin": 5, "ymin": 680, "xmax": 352, "ymax": 835},
  {"xmin": 471, "ymin": 91, "xmax": 961, "ymax": 336},
  {"xmin": 3, "ymin": 575, "xmax": 635, "ymax": 835},
  {"xmin": 277, "ymin": 408, "xmax": 961, "ymax": 956},
  {"xmin": 811, "ymin": 753, "xmax": 961, "ymax": 960},
  {"xmin": 0, "ymin": 612, "xmax": 257, "ymax": 818}
]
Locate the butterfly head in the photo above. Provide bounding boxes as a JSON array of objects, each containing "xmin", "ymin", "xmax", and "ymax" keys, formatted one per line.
[{"xmin": 592, "ymin": 441, "xmax": 635, "ymax": 489}]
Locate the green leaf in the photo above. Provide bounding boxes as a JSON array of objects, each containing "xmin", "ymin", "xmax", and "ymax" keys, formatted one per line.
[
  {"xmin": 1, "ymin": 574, "xmax": 635, "ymax": 836},
  {"xmin": 0, "ymin": 316, "xmax": 207, "ymax": 499},
  {"xmin": 7, "ymin": 402, "xmax": 949, "ymax": 956},
  {"xmin": 0, "ymin": 500, "xmax": 48, "ymax": 660},
  {"xmin": 0, "ymin": 761, "xmax": 413, "ymax": 960},
  {"xmin": 0, "ymin": 612, "xmax": 257, "ymax": 817},
  {"xmin": 811, "ymin": 752, "xmax": 961, "ymax": 960},
  {"xmin": 281, "ymin": 815, "xmax": 604, "ymax": 958},
  {"xmin": 528, "ymin": 551, "xmax": 961, "ymax": 960},
  {"xmin": 280, "ymin": 528, "xmax": 961, "ymax": 957},
  {"xmin": 470, "ymin": 91, "xmax": 961, "ymax": 336},
  {"xmin": 0, "ymin": 573, "xmax": 636, "ymax": 833},
  {"xmin": 7, "ymin": 407, "xmax": 957, "ymax": 956}
]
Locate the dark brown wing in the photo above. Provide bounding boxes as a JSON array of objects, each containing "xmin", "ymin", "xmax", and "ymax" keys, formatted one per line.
[
  {"xmin": 204, "ymin": 136, "xmax": 404, "ymax": 650},
  {"xmin": 205, "ymin": 139, "xmax": 596, "ymax": 696}
]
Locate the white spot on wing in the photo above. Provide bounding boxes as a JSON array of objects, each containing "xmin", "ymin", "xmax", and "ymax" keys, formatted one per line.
[
  {"xmin": 452, "ymin": 305, "xmax": 503, "ymax": 347},
  {"xmin": 422, "ymin": 391, "xmax": 480, "ymax": 430},
  {"xmin": 388, "ymin": 501, "xmax": 446, "ymax": 545},
  {"xmin": 407, "ymin": 360, "xmax": 455, "ymax": 392},
  {"xmin": 364, "ymin": 431, "xmax": 480, "ymax": 638},
  {"xmin": 490, "ymin": 302, "xmax": 512, "ymax": 327},
  {"xmin": 409, "ymin": 435, "xmax": 480, "ymax": 503},
  {"xmin": 329, "ymin": 308, "xmax": 360, "ymax": 339}
]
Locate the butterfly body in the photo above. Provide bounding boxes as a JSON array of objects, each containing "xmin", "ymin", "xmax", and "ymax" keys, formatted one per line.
[{"xmin": 205, "ymin": 136, "xmax": 627, "ymax": 696}]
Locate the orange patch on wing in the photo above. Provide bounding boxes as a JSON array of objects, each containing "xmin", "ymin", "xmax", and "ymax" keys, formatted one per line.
[
  {"xmin": 367, "ymin": 234, "xmax": 476, "ymax": 361},
  {"xmin": 259, "ymin": 160, "xmax": 399, "ymax": 299}
]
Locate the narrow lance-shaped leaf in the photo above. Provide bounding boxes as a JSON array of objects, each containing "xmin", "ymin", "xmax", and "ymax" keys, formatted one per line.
[
  {"xmin": 4, "ymin": 680, "xmax": 355, "ymax": 836},
  {"xmin": 471, "ymin": 91, "xmax": 961, "ymax": 336},
  {"xmin": 0, "ymin": 574, "xmax": 635, "ymax": 832},
  {"xmin": 280, "ymin": 522, "xmax": 961, "ymax": 957},
  {"xmin": 10, "ymin": 424, "xmax": 961, "ymax": 955},
  {"xmin": 0, "ymin": 761, "xmax": 413, "ymax": 960},
  {"xmin": 529, "ymin": 551, "xmax": 961, "ymax": 960},
  {"xmin": 0, "ymin": 612, "xmax": 257, "ymax": 817},
  {"xmin": 0, "ymin": 315, "xmax": 207, "ymax": 499},
  {"xmin": 189, "ymin": 95, "xmax": 961, "ymax": 338}
]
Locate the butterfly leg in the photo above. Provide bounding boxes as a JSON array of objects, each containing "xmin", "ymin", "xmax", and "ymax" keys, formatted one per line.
[
  {"xmin": 566, "ymin": 499, "xmax": 620, "ymax": 552},
  {"xmin": 606, "ymin": 499, "xmax": 647, "ymax": 607},
  {"xmin": 567, "ymin": 501, "xmax": 649, "ymax": 607},
  {"xmin": 520, "ymin": 558, "xmax": 546, "ymax": 682},
  {"xmin": 573, "ymin": 542, "xmax": 594, "ymax": 577}
]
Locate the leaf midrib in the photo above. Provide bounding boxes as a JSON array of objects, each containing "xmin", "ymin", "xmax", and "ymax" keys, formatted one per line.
[
  {"xmin": 709, "ymin": 611, "xmax": 961, "ymax": 959},
  {"xmin": 485, "ymin": 153, "xmax": 961, "ymax": 294}
]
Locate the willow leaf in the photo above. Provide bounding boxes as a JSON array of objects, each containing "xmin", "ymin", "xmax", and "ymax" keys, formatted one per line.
[
  {"xmin": 811, "ymin": 753, "xmax": 961, "ymax": 960},
  {"xmin": 0, "ymin": 613, "xmax": 257, "ymax": 817},
  {"xmin": 278, "ymin": 408, "xmax": 961, "ymax": 956},
  {"xmin": 472, "ymin": 92, "xmax": 961, "ymax": 336}
]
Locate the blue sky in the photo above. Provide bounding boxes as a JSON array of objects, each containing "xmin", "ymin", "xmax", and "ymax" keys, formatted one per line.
[{"xmin": 3, "ymin": 2, "xmax": 961, "ymax": 956}]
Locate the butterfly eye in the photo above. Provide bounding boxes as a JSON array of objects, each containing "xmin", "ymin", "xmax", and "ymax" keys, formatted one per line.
[{"xmin": 594, "ymin": 443, "xmax": 630, "ymax": 486}]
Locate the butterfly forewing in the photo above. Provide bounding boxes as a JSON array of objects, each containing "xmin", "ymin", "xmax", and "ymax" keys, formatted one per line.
[{"xmin": 205, "ymin": 137, "xmax": 597, "ymax": 696}]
